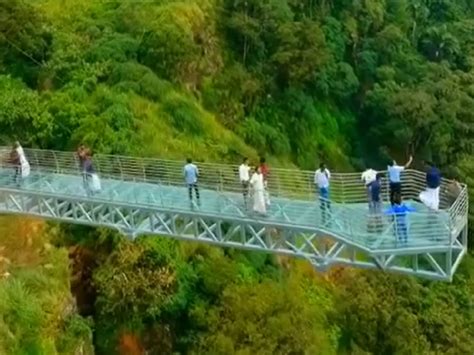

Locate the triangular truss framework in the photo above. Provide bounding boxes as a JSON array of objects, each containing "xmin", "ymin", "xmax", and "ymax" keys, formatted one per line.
[{"xmin": 0, "ymin": 188, "xmax": 467, "ymax": 281}]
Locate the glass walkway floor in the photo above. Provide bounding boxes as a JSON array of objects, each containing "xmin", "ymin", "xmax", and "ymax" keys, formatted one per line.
[{"xmin": 0, "ymin": 148, "xmax": 468, "ymax": 281}]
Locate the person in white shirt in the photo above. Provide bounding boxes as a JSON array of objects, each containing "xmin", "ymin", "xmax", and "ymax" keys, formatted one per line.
[
  {"xmin": 250, "ymin": 166, "xmax": 266, "ymax": 215},
  {"xmin": 10, "ymin": 141, "xmax": 30, "ymax": 187},
  {"xmin": 387, "ymin": 155, "xmax": 413, "ymax": 206},
  {"xmin": 184, "ymin": 158, "xmax": 200, "ymax": 204},
  {"xmin": 239, "ymin": 157, "xmax": 251, "ymax": 205},
  {"xmin": 314, "ymin": 163, "xmax": 331, "ymax": 224},
  {"xmin": 361, "ymin": 168, "xmax": 377, "ymax": 204}
]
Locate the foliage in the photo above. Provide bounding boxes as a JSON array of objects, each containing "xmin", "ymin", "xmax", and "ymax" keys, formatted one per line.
[
  {"xmin": 0, "ymin": 218, "xmax": 93, "ymax": 354},
  {"xmin": 1, "ymin": 0, "xmax": 474, "ymax": 354},
  {"xmin": 189, "ymin": 279, "xmax": 335, "ymax": 354},
  {"xmin": 335, "ymin": 269, "xmax": 474, "ymax": 354}
]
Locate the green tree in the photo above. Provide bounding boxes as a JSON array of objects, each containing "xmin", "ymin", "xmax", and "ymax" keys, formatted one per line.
[
  {"xmin": 0, "ymin": 0, "xmax": 52, "ymax": 86},
  {"xmin": 190, "ymin": 278, "xmax": 336, "ymax": 354},
  {"xmin": 0, "ymin": 76, "xmax": 53, "ymax": 146}
]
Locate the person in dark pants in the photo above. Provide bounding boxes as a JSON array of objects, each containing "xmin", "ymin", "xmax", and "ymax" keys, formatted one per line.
[
  {"xmin": 314, "ymin": 162, "xmax": 331, "ymax": 225},
  {"xmin": 361, "ymin": 167, "xmax": 377, "ymax": 207},
  {"xmin": 387, "ymin": 155, "xmax": 413, "ymax": 205},
  {"xmin": 184, "ymin": 158, "xmax": 200, "ymax": 204},
  {"xmin": 77, "ymin": 144, "xmax": 88, "ymax": 191},
  {"xmin": 369, "ymin": 173, "xmax": 384, "ymax": 233},
  {"xmin": 9, "ymin": 146, "xmax": 20, "ymax": 185},
  {"xmin": 385, "ymin": 192, "xmax": 415, "ymax": 244},
  {"xmin": 83, "ymin": 151, "xmax": 101, "ymax": 196}
]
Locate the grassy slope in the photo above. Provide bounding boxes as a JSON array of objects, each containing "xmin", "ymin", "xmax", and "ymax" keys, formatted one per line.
[{"xmin": 0, "ymin": 217, "xmax": 93, "ymax": 354}]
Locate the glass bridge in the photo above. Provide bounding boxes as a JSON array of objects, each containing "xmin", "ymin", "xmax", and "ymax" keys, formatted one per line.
[{"xmin": 0, "ymin": 148, "xmax": 468, "ymax": 281}]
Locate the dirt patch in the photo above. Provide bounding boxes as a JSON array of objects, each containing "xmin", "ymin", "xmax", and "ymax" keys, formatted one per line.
[
  {"xmin": 69, "ymin": 245, "xmax": 98, "ymax": 317},
  {"xmin": 119, "ymin": 333, "xmax": 145, "ymax": 355},
  {"xmin": 0, "ymin": 216, "xmax": 46, "ymax": 268}
]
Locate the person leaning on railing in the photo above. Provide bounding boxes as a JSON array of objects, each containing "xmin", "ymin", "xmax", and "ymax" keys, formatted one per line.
[{"xmin": 419, "ymin": 161, "xmax": 441, "ymax": 211}]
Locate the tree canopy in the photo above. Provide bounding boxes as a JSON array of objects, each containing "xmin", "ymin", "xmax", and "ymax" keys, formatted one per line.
[{"xmin": 0, "ymin": 0, "xmax": 474, "ymax": 353}]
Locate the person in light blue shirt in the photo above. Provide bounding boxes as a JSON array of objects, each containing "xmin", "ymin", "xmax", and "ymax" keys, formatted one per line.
[
  {"xmin": 387, "ymin": 155, "xmax": 413, "ymax": 206},
  {"xmin": 184, "ymin": 158, "xmax": 200, "ymax": 203}
]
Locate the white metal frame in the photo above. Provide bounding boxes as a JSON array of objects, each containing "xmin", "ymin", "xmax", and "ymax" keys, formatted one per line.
[
  {"xmin": 0, "ymin": 186, "xmax": 467, "ymax": 281},
  {"xmin": 0, "ymin": 147, "xmax": 468, "ymax": 281}
]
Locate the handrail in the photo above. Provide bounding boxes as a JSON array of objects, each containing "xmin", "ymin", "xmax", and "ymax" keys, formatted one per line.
[{"xmin": 0, "ymin": 146, "xmax": 467, "ymax": 251}]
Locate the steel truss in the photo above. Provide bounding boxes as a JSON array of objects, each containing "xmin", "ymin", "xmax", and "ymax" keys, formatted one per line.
[{"xmin": 0, "ymin": 187, "xmax": 467, "ymax": 281}]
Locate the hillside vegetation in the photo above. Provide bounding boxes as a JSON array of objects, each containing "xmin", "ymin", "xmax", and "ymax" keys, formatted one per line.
[{"xmin": 0, "ymin": 0, "xmax": 474, "ymax": 354}]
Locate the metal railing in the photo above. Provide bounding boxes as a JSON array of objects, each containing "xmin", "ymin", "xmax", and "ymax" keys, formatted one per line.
[{"xmin": 0, "ymin": 147, "xmax": 468, "ymax": 250}]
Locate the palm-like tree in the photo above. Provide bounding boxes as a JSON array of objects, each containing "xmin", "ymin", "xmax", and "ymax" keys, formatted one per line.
[{"xmin": 420, "ymin": 25, "xmax": 460, "ymax": 62}]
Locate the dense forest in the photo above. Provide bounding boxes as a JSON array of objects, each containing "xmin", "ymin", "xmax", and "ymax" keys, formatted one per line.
[{"xmin": 0, "ymin": 0, "xmax": 474, "ymax": 353}]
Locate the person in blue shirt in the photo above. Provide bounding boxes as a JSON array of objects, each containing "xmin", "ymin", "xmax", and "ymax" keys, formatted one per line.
[
  {"xmin": 385, "ymin": 192, "xmax": 415, "ymax": 244},
  {"xmin": 369, "ymin": 173, "xmax": 384, "ymax": 232},
  {"xmin": 425, "ymin": 161, "xmax": 441, "ymax": 189},
  {"xmin": 387, "ymin": 155, "xmax": 413, "ymax": 206},
  {"xmin": 184, "ymin": 158, "xmax": 200, "ymax": 204},
  {"xmin": 369, "ymin": 173, "xmax": 383, "ymax": 213}
]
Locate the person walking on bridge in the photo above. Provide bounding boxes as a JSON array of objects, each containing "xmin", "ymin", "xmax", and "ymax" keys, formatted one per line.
[
  {"xmin": 239, "ymin": 157, "xmax": 250, "ymax": 207},
  {"xmin": 259, "ymin": 157, "xmax": 270, "ymax": 206},
  {"xmin": 314, "ymin": 163, "xmax": 331, "ymax": 225},
  {"xmin": 77, "ymin": 144, "xmax": 88, "ymax": 191},
  {"xmin": 368, "ymin": 173, "xmax": 384, "ymax": 233},
  {"xmin": 184, "ymin": 158, "xmax": 200, "ymax": 205},
  {"xmin": 361, "ymin": 167, "xmax": 377, "ymax": 205},
  {"xmin": 10, "ymin": 141, "xmax": 30, "ymax": 187},
  {"xmin": 83, "ymin": 150, "xmax": 101, "ymax": 196},
  {"xmin": 387, "ymin": 155, "xmax": 413, "ymax": 206},
  {"xmin": 250, "ymin": 166, "xmax": 266, "ymax": 215}
]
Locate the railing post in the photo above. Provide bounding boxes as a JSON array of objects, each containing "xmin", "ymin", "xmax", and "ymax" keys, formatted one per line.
[
  {"xmin": 277, "ymin": 174, "xmax": 281, "ymax": 198},
  {"xmin": 33, "ymin": 150, "xmax": 40, "ymax": 171},
  {"xmin": 219, "ymin": 168, "xmax": 224, "ymax": 193},
  {"xmin": 95, "ymin": 155, "xmax": 102, "ymax": 176},
  {"xmin": 52, "ymin": 151, "xmax": 60, "ymax": 174},
  {"xmin": 118, "ymin": 157, "xmax": 124, "ymax": 180}
]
